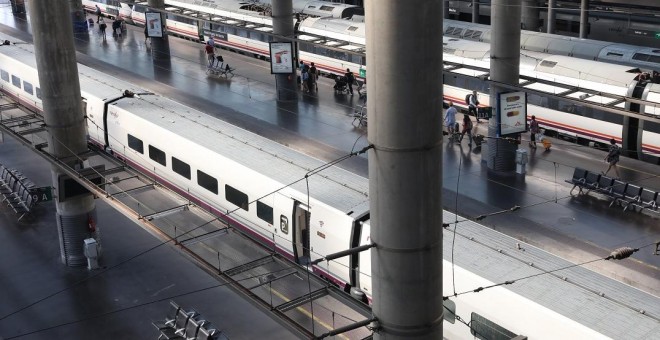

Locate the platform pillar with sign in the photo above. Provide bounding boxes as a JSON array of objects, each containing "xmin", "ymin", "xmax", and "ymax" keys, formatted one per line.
[
  {"xmin": 28, "ymin": 1, "xmax": 99, "ymax": 267},
  {"xmin": 271, "ymin": 0, "xmax": 298, "ymax": 101},
  {"xmin": 147, "ymin": 0, "xmax": 171, "ymax": 62},
  {"xmin": 487, "ymin": 0, "xmax": 522, "ymax": 173}
]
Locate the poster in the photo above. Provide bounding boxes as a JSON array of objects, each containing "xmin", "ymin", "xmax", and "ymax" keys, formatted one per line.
[
  {"xmin": 498, "ymin": 91, "xmax": 527, "ymax": 136},
  {"xmin": 145, "ymin": 12, "xmax": 163, "ymax": 38},
  {"xmin": 269, "ymin": 42, "xmax": 294, "ymax": 74}
]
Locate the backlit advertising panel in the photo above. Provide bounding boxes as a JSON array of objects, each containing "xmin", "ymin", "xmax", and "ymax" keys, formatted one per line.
[{"xmin": 498, "ymin": 91, "xmax": 527, "ymax": 136}]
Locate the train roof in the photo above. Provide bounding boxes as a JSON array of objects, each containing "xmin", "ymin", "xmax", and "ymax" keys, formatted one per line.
[
  {"xmin": 299, "ymin": 17, "xmax": 365, "ymax": 45},
  {"xmin": 0, "ymin": 34, "xmax": 144, "ymax": 100},
  {"xmin": 109, "ymin": 94, "xmax": 370, "ymax": 216},
  {"xmin": 443, "ymin": 19, "xmax": 660, "ymax": 71}
]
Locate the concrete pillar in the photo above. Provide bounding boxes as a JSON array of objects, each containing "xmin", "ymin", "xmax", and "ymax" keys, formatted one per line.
[
  {"xmin": 487, "ymin": 0, "xmax": 522, "ymax": 173},
  {"xmin": 147, "ymin": 0, "xmax": 171, "ymax": 62},
  {"xmin": 547, "ymin": 0, "xmax": 556, "ymax": 33},
  {"xmin": 10, "ymin": 0, "xmax": 26, "ymax": 14},
  {"xmin": 366, "ymin": 1, "xmax": 443, "ymax": 339},
  {"xmin": 521, "ymin": 0, "xmax": 540, "ymax": 31},
  {"xmin": 68, "ymin": 0, "xmax": 88, "ymax": 35},
  {"xmin": 28, "ymin": 0, "xmax": 98, "ymax": 266},
  {"xmin": 444, "ymin": 0, "xmax": 450, "ymax": 19},
  {"xmin": 472, "ymin": 0, "xmax": 480, "ymax": 23},
  {"xmin": 271, "ymin": 0, "xmax": 298, "ymax": 101},
  {"xmin": 579, "ymin": 0, "xmax": 588, "ymax": 38}
]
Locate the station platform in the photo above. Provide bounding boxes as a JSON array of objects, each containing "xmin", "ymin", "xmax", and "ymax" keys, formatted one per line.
[{"xmin": 0, "ymin": 8, "xmax": 658, "ymax": 339}]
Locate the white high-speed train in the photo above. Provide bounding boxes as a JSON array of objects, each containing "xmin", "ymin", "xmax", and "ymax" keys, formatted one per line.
[
  {"xmin": 82, "ymin": 0, "xmax": 660, "ymax": 163},
  {"xmin": 0, "ymin": 33, "xmax": 615, "ymax": 339},
  {"xmin": 442, "ymin": 19, "xmax": 660, "ymax": 71}
]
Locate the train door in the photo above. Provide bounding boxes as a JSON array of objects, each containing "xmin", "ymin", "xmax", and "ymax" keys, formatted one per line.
[
  {"xmin": 624, "ymin": 80, "xmax": 647, "ymax": 158},
  {"xmin": 293, "ymin": 201, "xmax": 310, "ymax": 265}
]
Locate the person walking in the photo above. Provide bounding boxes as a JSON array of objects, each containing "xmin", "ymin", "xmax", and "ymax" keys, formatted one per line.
[
  {"xmin": 468, "ymin": 90, "xmax": 480, "ymax": 122},
  {"xmin": 529, "ymin": 115, "xmax": 540, "ymax": 148},
  {"xmin": 445, "ymin": 101, "xmax": 457, "ymax": 141},
  {"xmin": 98, "ymin": 17, "xmax": 107, "ymax": 41},
  {"xmin": 602, "ymin": 138, "xmax": 621, "ymax": 178},
  {"xmin": 344, "ymin": 68, "xmax": 355, "ymax": 95},
  {"xmin": 95, "ymin": 5, "xmax": 102, "ymax": 23},
  {"xmin": 460, "ymin": 114, "xmax": 473, "ymax": 147},
  {"xmin": 205, "ymin": 43, "xmax": 215, "ymax": 67}
]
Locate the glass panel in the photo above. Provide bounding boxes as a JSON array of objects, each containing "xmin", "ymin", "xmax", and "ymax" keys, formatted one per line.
[
  {"xmin": 257, "ymin": 201, "xmax": 273, "ymax": 224},
  {"xmin": 127, "ymin": 134, "xmax": 144, "ymax": 154},
  {"xmin": 197, "ymin": 170, "xmax": 218, "ymax": 194},
  {"xmin": 172, "ymin": 157, "xmax": 191, "ymax": 180},
  {"xmin": 23, "ymin": 81, "xmax": 33, "ymax": 95},
  {"xmin": 225, "ymin": 185, "xmax": 248, "ymax": 211},
  {"xmin": 149, "ymin": 145, "xmax": 166, "ymax": 166}
]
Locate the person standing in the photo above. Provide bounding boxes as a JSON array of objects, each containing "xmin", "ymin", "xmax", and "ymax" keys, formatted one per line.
[
  {"xmin": 603, "ymin": 138, "xmax": 621, "ymax": 178},
  {"xmin": 460, "ymin": 114, "xmax": 473, "ymax": 147},
  {"xmin": 309, "ymin": 62, "xmax": 318, "ymax": 92},
  {"xmin": 98, "ymin": 18, "xmax": 107, "ymax": 41},
  {"xmin": 205, "ymin": 43, "xmax": 215, "ymax": 67},
  {"xmin": 301, "ymin": 69, "xmax": 310, "ymax": 93},
  {"xmin": 468, "ymin": 90, "xmax": 480, "ymax": 122},
  {"xmin": 529, "ymin": 115, "xmax": 540, "ymax": 148},
  {"xmin": 345, "ymin": 68, "xmax": 355, "ymax": 95},
  {"xmin": 445, "ymin": 101, "xmax": 457, "ymax": 141}
]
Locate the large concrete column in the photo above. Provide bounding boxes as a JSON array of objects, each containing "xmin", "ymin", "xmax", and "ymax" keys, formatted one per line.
[
  {"xmin": 472, "ymin": 0, "xmax": 480, "ymax": 23},
  {"xmin": 147, "ymin": 0, "xmax": 171, "ymax": 62},
  {"xmin": 271, "ymin": 0, "xmax": 298, "ymax": 101},
  {"xmin": 367, "ymin": 1, "xmax": 443, "ymax": 339},
  {"xmin": 487, "ymin": 0, "xmax": 522, "ymax": 172},
  {"xmin": 10, "ymin": 0, "xmax": 26, "ymax": 14},
  {"xmin": 28, "ymin": 0, "xmax": 98, "ymax": 266},
  {"xmin": 547, "ymin": 0, "xmax": 556, "ymax": 33},
  {"xmin": 579, "ymin": 0, "xmax": 589, "ymax": 38},
  {"xmin": 521, "ymin": 0, "xmax": 540, "ymax": 31}
]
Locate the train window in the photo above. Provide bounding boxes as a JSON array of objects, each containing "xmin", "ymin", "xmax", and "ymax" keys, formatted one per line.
[
  {"xmin": 257, "ymin": 201, "xmax": 273, "ymax": 224},
  {"xmin": 319, "ymin": 5, "xmax": 334, "ymax": 11},
  {"xmin": 470, "ymin": 313, "xmax": 517, "ymax": 340},
  {"xmin": 171, "ymin": 157, "xmax": 191, "ymax": 180},
  {"xmin": 236, "ymin": 29, "xmax": 248, "ymax": 38},
  {"xmin": 11, "ymin": 75, "xmax": 21, "ymax": 88},
  {"xmin": 197, "ymin": 170, "xmax": 218, "ymax": 194},
  {"xmin": 127, "ymin": 134, "xmax": 144, "ymax": 154},
  {"xmin": 225, "ymin": 185, "xmax": 249, "ymax": 211},
  {"xmin": 443, "ymin": 299, "xmax": 456, "ymax": 324},
  {"xmin": 632, "ymin": 53, "xmax": 650, "ymax": 62},
  {"xmin": 0, "ymin": 69, "xmax": 8, "ymax": 82},
  {"xmin": 36, "ymin": 87, "xmax": 42, "ymax": 99},
  {"xmin": 23, "ymin": 81, "xmax": 33, "ymax": 95},
  {"xmin": 148, "ymin": 145, "xmax": 166, "ymax": 166}
]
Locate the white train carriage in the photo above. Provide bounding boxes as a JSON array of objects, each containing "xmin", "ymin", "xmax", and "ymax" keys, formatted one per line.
[
  {"xmin": 442, "ymin": 19, "xmax": 660, "ymax": 71},
  {"xmin": 82, "ymin": 0, "xmax": 133, "ymax": 22}
]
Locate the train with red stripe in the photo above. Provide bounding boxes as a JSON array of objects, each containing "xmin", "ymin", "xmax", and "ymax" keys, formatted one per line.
[{"xmin": 81, "ymin": 0, "xmax": 660, "ymax": 163}]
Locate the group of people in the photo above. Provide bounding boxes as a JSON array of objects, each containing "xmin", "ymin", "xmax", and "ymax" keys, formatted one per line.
[
  {"xmin": 94, "ymin": 5, "xmax": 124, "ymax": 41},
  {"xmin": 444, "ymin": 96, "xmax": 622, "ymax": 178},
  {"xmin": 299, "ymin": 61, "xmax": 320, "ymax": 93}
]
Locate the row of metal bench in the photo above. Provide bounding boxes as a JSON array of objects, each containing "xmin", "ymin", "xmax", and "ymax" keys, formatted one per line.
[
  {"xmin": 0, "ymin": 164, "xmax": 36, "ymax": 220},
  {"xmin": 153, "ymin": 301, "xmax": 228, "ymax": 340},
  {"xmin": 566, "ymin": 168, "xmax": 660, "ymax": 213}
]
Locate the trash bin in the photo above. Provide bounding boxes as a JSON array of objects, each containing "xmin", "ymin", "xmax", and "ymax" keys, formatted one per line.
[{"xmin": 515, "ymin": 148, "xmax": 528, "ymax": 174}]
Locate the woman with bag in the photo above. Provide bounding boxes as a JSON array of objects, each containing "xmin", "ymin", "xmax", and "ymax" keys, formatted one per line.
[
  {"xmin": 529, "ymin": 115, "xmax": 540, "ymax": 148},
  {"xmin": 460, "ymin": 114, "xmax": 473, "ymax": 147}
]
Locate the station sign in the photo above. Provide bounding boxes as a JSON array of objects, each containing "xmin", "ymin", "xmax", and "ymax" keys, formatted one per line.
[
  {"xmin": 268, "ymin": 42, "xmax": 294, "ymax": 74},
  {"xmin": 498, "ymin": 91, "xmax": 527, "ymax": 136},
  {"xmin": 29, "ymin": 186, "xmax": 52, "ymax": 203}
]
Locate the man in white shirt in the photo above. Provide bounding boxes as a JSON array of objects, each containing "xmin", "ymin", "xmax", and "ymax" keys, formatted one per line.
[{"xmin": 445, "ymin": 101, "xmax": 458, "ymax": 141}]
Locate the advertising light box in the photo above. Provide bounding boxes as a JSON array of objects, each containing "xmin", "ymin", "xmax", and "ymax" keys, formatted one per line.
[{"xmin": 498, "ymin": 91, "xmax": 527, "ymax": 136}]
